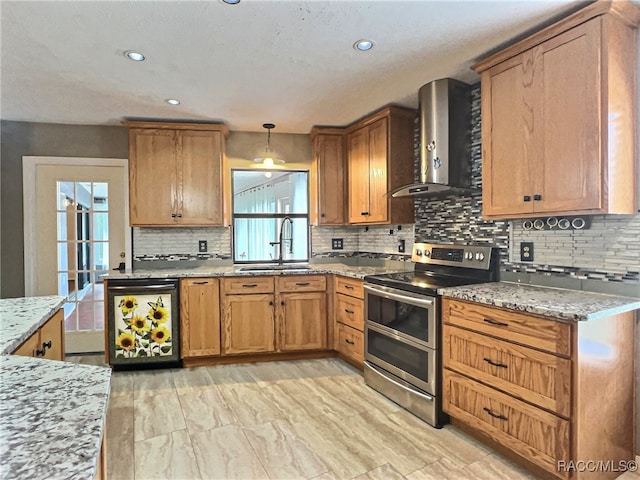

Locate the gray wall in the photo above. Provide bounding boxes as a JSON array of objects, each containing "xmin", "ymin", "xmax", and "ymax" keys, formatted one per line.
[{"xmin": 0, "ymin": 121, "xmax": 128, "ymax": 298}]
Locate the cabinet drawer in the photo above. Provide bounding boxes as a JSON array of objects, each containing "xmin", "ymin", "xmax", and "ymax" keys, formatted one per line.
[
  {"xmin": 277, "ymin": 275, "xmax": 326, "ymax": 292},
  {"xmin": 336, "ymin": 324, "xmax": 364, "ymax": 365},
  {"xmin": 443, "ymin": 325, "xmax": 571, "ymax": 417},
  {"xmin": 443, "ymin": 299, "xmax": 571, "ymax": 356},
  {"xmin": 335, "ymin": 276, "xmax": 364, "ymax": 299},
  {"xmin": 223, "ymin": 277, "xmax": 274, "ymax": 294},
  {"xmin": 443, "ymin": 370, "xmax": 570, "ymax": 478},
  {"xmin": 336, "ymin": 294, "xmax": 364, "ymax": 331}
]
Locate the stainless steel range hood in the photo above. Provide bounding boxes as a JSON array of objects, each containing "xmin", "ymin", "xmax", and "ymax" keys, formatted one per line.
[{"xmin": 389, "ymin": 78, "xmax": 476, "ymax": 197}]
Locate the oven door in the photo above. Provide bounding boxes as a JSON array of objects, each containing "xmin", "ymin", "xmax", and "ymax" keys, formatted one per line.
[
  {"xmin": 365, "ymin": 323, "xmax": 437, "ymax": 394},
  {"xmin": 364, "ymin": 284, "xmax": 437, "ymax": 349}
]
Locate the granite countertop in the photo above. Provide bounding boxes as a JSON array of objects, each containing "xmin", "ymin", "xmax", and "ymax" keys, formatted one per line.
[
  {"xmin": 0, "ymin": 295, "xmax": 65, "ymax": 354},
  {"xmin": 438, "ymin": 281, "xmax": 640, "ymax": 321},
  {"xmin": 0, "ymin": 355, "xmax": 111, "ymax": 480},
  {"xmin": 105, "ymin": 262, "xmax": 407, "ymax": 280},
  {"xmin": 0, "ymin": 295, "xmax": 112, "ymax": 480}
]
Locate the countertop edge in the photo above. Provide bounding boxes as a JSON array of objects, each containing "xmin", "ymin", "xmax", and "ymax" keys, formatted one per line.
[{"xmin": 1, "ymin": 296, "xmax": 66, "ymax": 354}]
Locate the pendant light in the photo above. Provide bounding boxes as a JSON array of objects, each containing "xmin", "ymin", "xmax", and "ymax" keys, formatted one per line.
[{"xmin": 254, "ymin": 123, "xmax": 285, "ymax": 167}]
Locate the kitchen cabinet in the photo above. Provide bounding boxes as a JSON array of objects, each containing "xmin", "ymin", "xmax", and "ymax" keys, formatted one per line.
[
  {"xmin": 474, "ymin": 3, "xmax": 639, "ymax": 219},
  {"xmin": 180, "ymin": 278, "xmax": 221, "ymax": 357},
  {"xmin": 309, "ymin": 127, "xmax": 346, "ymax": 225},
  {"xmin": 442, "ymin": 298, "xmax": 635, "ymax": 480},
  {"xmin": 14, "ymin": 309, "xmax": 65, "ymax": 361},
  {"xmin": 221, "ymin": 277, "xmax": 276, "ymax": 354},
  {"xmin": 276, "ymin": 275, "xmax": 327, "ymax": 351},
  {"xmin": 346, "ymin": 106, "xmax": 415, "ymax": 225},
  {"xmin": 334, "ymin": 276, "xmax": 364, "ymax": 367},
  {"xmin": 220, "ymin": 275, "xmax": 328, "ymax": 355},
  {"xmin": 124, "ymin": 121, "xmax": 229, "ymax": 226}
]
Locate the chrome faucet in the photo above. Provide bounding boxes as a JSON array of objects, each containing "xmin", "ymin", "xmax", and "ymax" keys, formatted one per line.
[{"xmin": 269, "ymin": 216, "xmax": 293, "ymax": 265}]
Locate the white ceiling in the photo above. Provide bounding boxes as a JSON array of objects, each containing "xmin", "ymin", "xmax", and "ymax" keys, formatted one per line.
[{"xmin": 2, "ymin": 0, "xmax": 586, "ymax": 134}]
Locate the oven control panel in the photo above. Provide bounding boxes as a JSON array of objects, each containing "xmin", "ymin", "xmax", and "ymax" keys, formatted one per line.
[{"xmin": 412, "ymin": 243, "xmax": 493, "ymax": 269}]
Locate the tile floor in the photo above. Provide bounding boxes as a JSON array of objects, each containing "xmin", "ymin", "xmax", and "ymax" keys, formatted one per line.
[{"xmin": 69, "ymin": 356, "xmax": 640, "ymax": 480}]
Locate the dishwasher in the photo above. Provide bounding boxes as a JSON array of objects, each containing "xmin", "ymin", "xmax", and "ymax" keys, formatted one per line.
[{"xmin": 106, "ymin": 278, "xmax": 181, "ymax": 369}]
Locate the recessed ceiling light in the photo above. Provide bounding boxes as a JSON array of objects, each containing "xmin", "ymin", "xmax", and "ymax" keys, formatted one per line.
[
  {"xmin": 221, "ymin": 0, "xmax": 240, "ymax": 4},
  {"xmin": 354, "ymin": 39, "xmax": 374, "ymax": 52},
  {"xmin": 124, "ymin": 50, "xmax": 145, "ymax": 62},
  {"xmin": 166, "ymin": 98, "xmax": 180, "ymax": 106}
]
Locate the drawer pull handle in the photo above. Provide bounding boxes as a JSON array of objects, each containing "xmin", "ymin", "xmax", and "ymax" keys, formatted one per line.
[
  {"xmin": 242, "ymin": 284, "xmax": 258, "ymax": 288},
  {"xmin": 193, "ymin": 281, "xmax": 208, "ymax": 285},
  {"xmin": 483, "ymin": 357, "xmax": 508, "ymax": 369},
  {"xmin": 344, "ymin": 285, "xmax": 354, "ymax": 290},
  {"xmin": 295, "ymin": 282, "xmax": 310, "ymax": 286},
  {"xmin": 483, "ymin": 318, "xmax": 508, "ymax": 327},
  {"xmin": 483, "ymin": 407, "xmax": 508, "ymax": 421},
  {"xmin": 344, "ymin": 309, "xmax": 355, "ymax": 314},
  {"xmin": 361, "ymin": 211, "xmax": 369, "ymax": 216},
  {"xmin": 344, "ymin": 339, "xmax": 355, "ymax": 345},
  {"xmin": 35, "ymin": 341, "xmax": 52, "ymax": 357}
]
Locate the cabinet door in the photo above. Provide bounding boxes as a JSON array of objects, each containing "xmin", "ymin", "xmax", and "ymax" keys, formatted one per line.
[
  {"xmin": 347, "ymin": 128, "xmax": 371, "ymax": 223},
  {"xmin": 278, "ymin": 292, "xmax": 327, "ymax": 351},
  {"xmin": 222, "ymin": 294, "xmax": 275, "ymax": 354},
  {"xmin": 178, "ymin": 130, "xmax": 225, "ymax": 225},
  {"xmin": 13, "ymin": 331, "xmax": 39, "ymax": 357},
  {"xmin": 366, "ymin": 118, "xmax": 389, "ymax": 223},
  {"xmin": 537, "ymin": 19, "xmax": 601, "ymax": 213},
  {"xmin": 315, "ymin": 134, "xmax": 346, "ymax": 225},
  {"xmin": 181, "ymin": 278, "xmax": 221, "ymax": 357},
  {"xmin": 129, "ymin": 129, "xmax": 178, "ymax": 225},
  {"xmin": 482, "ymin": 52, "xmax": 539, "ymax": 217},
  {"xmin": 40, "ymin": 309, "xmax": 65, "ymax": 361}
]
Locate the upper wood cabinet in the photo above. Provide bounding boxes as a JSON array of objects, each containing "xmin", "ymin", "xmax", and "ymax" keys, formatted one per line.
[
  {"xmin": 124, "ymin": 121, "xmax": 229, "ymax": 226},
  {"xmin": 474, "ymin": 2, "xmax": 639, "ymax": 219},
  {"xmin": 309, "ymin": 127, "xmax": 346, "ymax": 225},
  {"xmin": 345, "ymin": 106, "xmax": 416, "ymax": 225}
]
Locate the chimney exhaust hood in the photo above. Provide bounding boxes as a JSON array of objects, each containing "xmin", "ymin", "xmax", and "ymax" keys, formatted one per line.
[{"xmin": 388, "ymin": 78, "xmax": 476, "ymax": 197}]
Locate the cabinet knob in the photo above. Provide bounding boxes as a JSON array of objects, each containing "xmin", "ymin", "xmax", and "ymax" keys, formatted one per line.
[
  {"xmin": 533, "ymin": 194, "xmax": 542, "ymax": 201},
  {"xmin": 321, "ymin": 213, "xmax": 326, "ymax": 217},
  {"xmin": 177, "ymin": 213, "xmax": 183, "ymax": 218},
  {"xmin": 361, "ymin": 211, "xmax": 369, "ymax": 216},
  {"xmin": 523, "ymin": 196, "xmax": 531, "ymax": 202},
  {"xmin": 35, "ymin": 341, "xmax": 52, "ymax": 357},
  {"xmin": 171, "ymin": 213, "xmax": 177, "ymax": 218},
  {"xmin": 281, "ymin": 301, "xmax": 285, "ymax": 306},
  {"xmin": 269, "ymin": 301, "xmax": 274, "ymax": 306}
]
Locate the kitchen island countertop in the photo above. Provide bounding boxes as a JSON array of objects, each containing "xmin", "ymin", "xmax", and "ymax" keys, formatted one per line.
[
  {"xmin": 438, "ymin": 281, "xmax": 640, "ymax": 321},
  {"xmin": 0, "ymin": 295, "xmax": 111, "ymax": 480}
]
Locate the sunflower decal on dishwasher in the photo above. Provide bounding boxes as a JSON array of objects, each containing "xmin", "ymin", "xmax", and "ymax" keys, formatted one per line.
[{"xmin": 113, "ymin": 294, "xmax": 173, "ymax": 358}]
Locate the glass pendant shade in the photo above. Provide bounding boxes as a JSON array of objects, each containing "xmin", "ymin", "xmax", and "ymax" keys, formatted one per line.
[{"xmin": 254, "ymin": 123, "xmax": 285, "ymax": 166}]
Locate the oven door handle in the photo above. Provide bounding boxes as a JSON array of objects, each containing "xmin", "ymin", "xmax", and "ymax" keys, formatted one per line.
[
  {"xmin": 364, "ymin": 284, "xmax": 434, "ymax": 308},
  {"xmin": 364, "ymin": 361, "xmax": 434, "ymax": 401}
]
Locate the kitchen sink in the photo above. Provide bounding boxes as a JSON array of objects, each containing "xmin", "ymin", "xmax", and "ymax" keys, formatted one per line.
[{"xmin": 236, "ymin": 265, "xmax": 312, "ymax": 272}]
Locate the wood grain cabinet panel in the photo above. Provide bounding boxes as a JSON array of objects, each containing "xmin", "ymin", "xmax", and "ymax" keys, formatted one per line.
[
  {"xmin": 444, "ymin": 370, "xmax": 570, "ymax": 478},
  {"xmin": 180, "ymin": 278, "xmax": 221, "ymax": 357},
  {"xmin": 13, "ymin": 331, "xmax": 40, "ymax": 357},
  {"xmin": 278, "ymin": 292, "xmax": 327, "ymax": 351},
  {"xmin": 443, "ymin": 324, "xmax": 571, "ymax": 417},
  {"xmin": 125, "ymin": 121, "xmax": 228, "ymax": 227},
  {"xmin": 223, "ymin": 276, "xmax": 274, "ymax": 295},
  {"xmin": 336, "ymin": 323, "xmax": 364, "ymax": 365},
  {"xmin": 309, "ymin": 128, "xmax": 346, "ymax": 225},
  {"xmin": 222, "ymin": 293, "xmax": 275, "ymax": 354},
  {"xmin": 335, "ymin": 294, "xmax": 364, "ymax": 331},
  {"xmin": 276, "ymin": 275, "xmax": 326, "ymax": 293},
  {"xmin": 335, "ymin": 276, "xmax": 364, "ymax": 299},
  {"xmin": 443, "ymin": 298, "xmax": 571, "ymax": 356},
  {"xmin": 346, "ymin": 106, "xmax": 415, "ymax": 225},
  {"xmin": 13, "ymin": 309, "xmax": 65, "ymax": 361},
  {"xmin": 476, "ymin": 7, "xmax": 638, "ymax": 218}
]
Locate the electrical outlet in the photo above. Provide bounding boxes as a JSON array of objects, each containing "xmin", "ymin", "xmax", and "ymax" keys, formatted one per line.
[
  {"xmin": 198, "ymin": 240, "xmax": 208, "ymax": 252},
  {"xmin": 331, "ymin": 238, "xmax": 344, "ymax": 250},
  {"xmin": 398, "ymin": 239, "xmax": 406, "ymax": 253},
  {"xmin": 520, "ymin": 242, "xmax": 534, "ymax": 262}
]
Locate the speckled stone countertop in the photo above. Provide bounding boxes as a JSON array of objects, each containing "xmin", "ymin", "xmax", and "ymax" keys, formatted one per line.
[
  {"xmin": 0, "ymin": 296, "xmax": 111, "ymax": 480},
  {"xmin": 438, "ymin": 282, "xmax": 640, "ymax": 321},
  {"xmin": 105, "ymin": 262, "xmax": 407, "ymax": 280},
  {"xmin": 0, "ymin": 295, "xmax": 65, "ymax": 354}
]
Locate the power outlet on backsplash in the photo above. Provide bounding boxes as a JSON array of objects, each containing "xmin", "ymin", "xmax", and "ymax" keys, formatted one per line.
[
  {"xmin": 520, "ymin": 242, "xmax": 534, "ymax": 262},
  {"xmin": 398, "ymin": 239, "xmax": 406, "ymax": 253},
  {"xmin": 198, "ymin": 240, "xmax": 208, "ymax": 253},
  {"xmin": 332, "ymin": 238, "xmax": 344, "ymax": 250}
]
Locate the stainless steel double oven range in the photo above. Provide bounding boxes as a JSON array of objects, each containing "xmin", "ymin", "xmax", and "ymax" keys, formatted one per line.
[{"xmin": 363, "ymin": 243, "xmax": 498, "ymax": 428}]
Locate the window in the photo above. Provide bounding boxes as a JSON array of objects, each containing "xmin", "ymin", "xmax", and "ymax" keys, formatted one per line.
[{"xmin": 232, "ymin": 170, "xmax": 309, "ymax": 263}]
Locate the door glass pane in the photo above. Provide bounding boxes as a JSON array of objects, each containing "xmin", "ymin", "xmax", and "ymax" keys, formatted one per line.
[
  {"xmin": 92, "ymin": 183, "xmax": 109, "ymax": 211},
  {"xmin": 57, "ymin": 212, "xmax": 68, "ymax": 240},
  {"xmin": 93, "ymin": 212, "xmax": 109, "ymax": 240},
  {"xmin": 233, "ymin": 217, "xmax": 308, "ymax": 263}
]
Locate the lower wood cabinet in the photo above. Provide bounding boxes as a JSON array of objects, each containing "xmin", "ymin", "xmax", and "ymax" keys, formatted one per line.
[
  {"xmin": 336, "ymin": 323, "xmax": 363, "ymax": 365},
  {"xmin": 333, "ymin": 276, "xmax": 365, "ymax": 367},
  {"xmin": 222, "ymin": 293, "xmax": 276, "ymax": 354},
  {"xmin": 442, "ymin": 298, "xmax": 636, "ymax": 480},
  {"xmin": 220, "ymin": 275, "xmax": 328, "ymax": 356},
  {"xmin": 180, "ymin": 278, "xmax": 221, "ymax": 357},
  {"xmin": 14, "ymin": 309, "xmax": 65, "ymax": 360}
]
